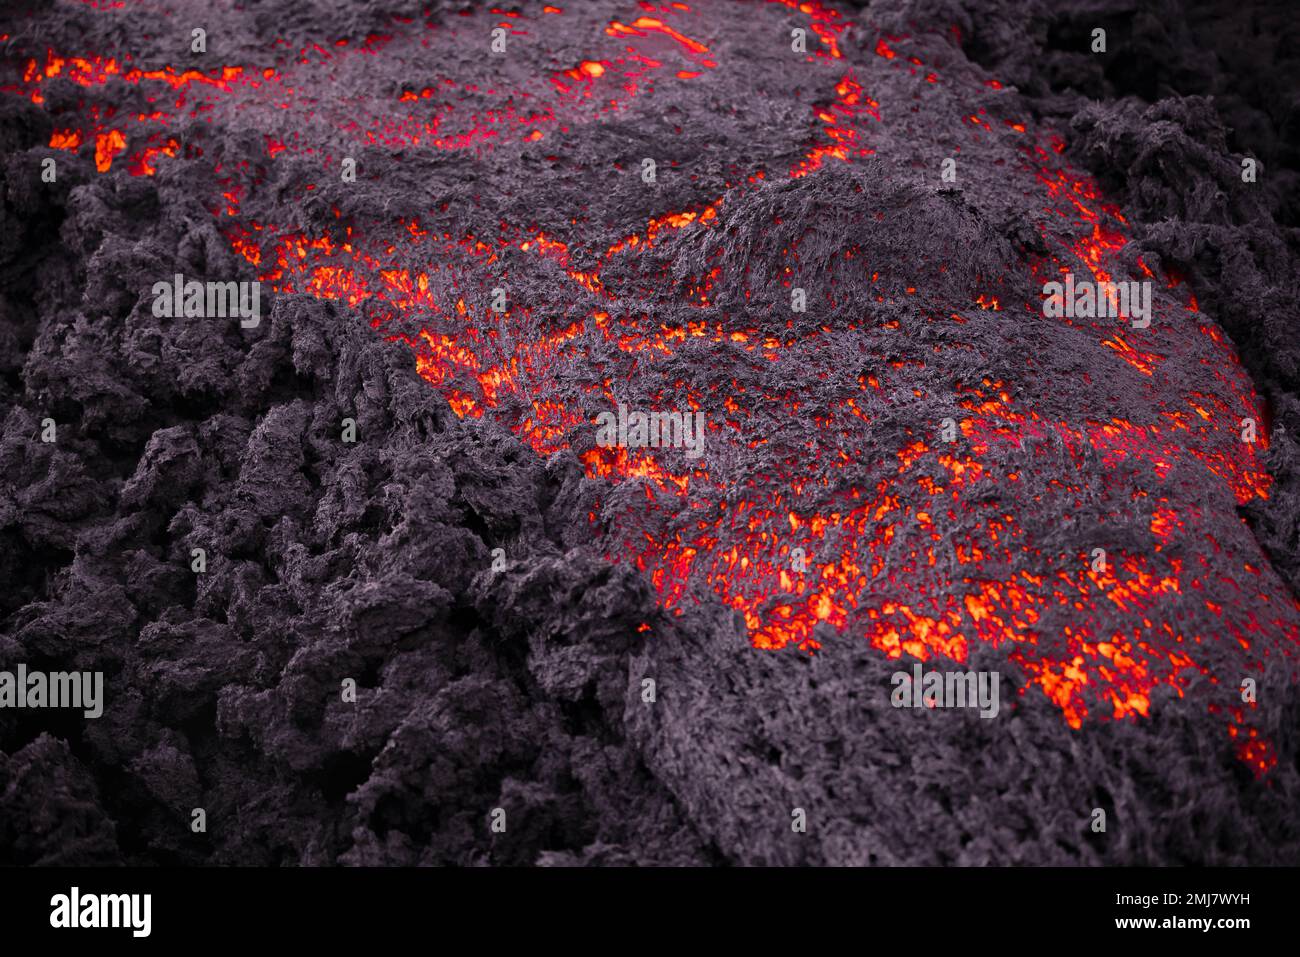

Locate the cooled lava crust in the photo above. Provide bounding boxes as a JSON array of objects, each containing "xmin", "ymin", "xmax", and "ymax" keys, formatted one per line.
[{"xmin": 2, "ymin": 0, "xmax": 1300, "ymax": 865}]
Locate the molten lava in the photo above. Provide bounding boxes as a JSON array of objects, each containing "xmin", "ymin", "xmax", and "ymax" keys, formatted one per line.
[{"xmin": 9, "ymin": 0, "xmax": 1297, "ymax": 777}]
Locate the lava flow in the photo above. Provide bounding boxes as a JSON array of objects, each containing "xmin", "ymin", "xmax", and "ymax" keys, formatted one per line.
[{"xmin": 8, "ymin": 0, "xmax": 1298, "ymax": 776}]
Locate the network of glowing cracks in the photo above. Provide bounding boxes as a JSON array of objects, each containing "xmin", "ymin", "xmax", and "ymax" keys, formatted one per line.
[{"xmin": 10, "ymin": 0, "xmax": 1298, "ymax": 775}]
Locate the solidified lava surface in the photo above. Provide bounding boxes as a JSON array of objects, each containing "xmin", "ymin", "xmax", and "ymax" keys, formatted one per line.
[{"xmin": 2, "ymin": 0, "xmax": 1300, "ymax": 865}]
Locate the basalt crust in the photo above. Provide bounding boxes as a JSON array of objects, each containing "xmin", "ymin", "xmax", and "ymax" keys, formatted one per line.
[{"xmin": 1, "ymin": 0, "xmax": 1298, "ymax": 866}]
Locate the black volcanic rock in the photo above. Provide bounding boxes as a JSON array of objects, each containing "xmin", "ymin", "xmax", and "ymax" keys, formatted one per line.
[{"xmin": 1, "ymin": 0, "xmax": 1298, "ymax": 867}]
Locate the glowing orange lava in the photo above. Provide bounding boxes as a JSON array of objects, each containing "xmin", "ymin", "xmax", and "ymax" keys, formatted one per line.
[{"xmin": 11, "ymin": 0, "xmax": 1296, "ymax": 776}]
